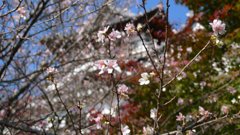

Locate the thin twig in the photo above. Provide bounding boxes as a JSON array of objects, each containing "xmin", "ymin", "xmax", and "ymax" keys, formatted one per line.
[
  {"xmin": 0, "ymin": 0, "xmax": 23, "ymax": 18},
  {"xmin": 54, "ymin": 82, "xmax": 79, "ymax": 135},
  {"xmin": 155, "ymin": 0, "xmax": 170, "ymax": 131},
  {"xmin": 137, "ymin": 31, "xmax": 160, "ymax": 78},
  {"xmin": 0, "ymin": 120, "xmax": 54, "ymax": 135}
]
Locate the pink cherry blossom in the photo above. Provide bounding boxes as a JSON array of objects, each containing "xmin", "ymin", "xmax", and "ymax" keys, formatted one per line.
[
  {"xmin": 124, "ymin": 23, "xmax": 136, "ymax": 36},
  {"xmin": 95, "ymin": 60, "xmax": 121, "ymax": 74},
  {"xmin": 46, "ymin": 67, "xmax": 58, "ymax": 74},
  {"xmin": 92, "ymin": 113, "xmax": 103, "ymax": 129},
  {"xmin": 108, "ymin": 30, "xmax": 122, "ymax": 41},
  {"xmin": 93, "ymin": 113, "xmax": 103, "ymax": 123},
  {"xmin": 227, "ymin": 87, "xmax": 237, "ymax": 95},
  {"xmin": 177, "ymin": 98, "xmax": 184, "ymax": 106},
  {"xmin": 176, "ymin": 112, "xmax": 185, "ymax": 121},
  {"xmin": 143, "ymin": 125, "xmax": 154, "ymax": 135},
  {"xmin": 95, "ymin": 60, "xmax": 106, "ymax": 69},
  {"xmin": 117, "ymin": 84, "xmax": 129, "ymax": 95},
  {"xmin": 199, "ymin": 106, "xmax": 212, "ymax": 118},
  {"xmin": 221, "ymin": 105, "xmax": 229, "ymax": 114},
  {"xmin": 87, "ymin": 110, "xmax": 104, "ymax": 129},
  {"xmin": 17, "ymin": 7, "xmax": 27, "ymax": 19},
  {"xmin": 209, "ymin": 19, "xmax": 226, "ymax": 36}
]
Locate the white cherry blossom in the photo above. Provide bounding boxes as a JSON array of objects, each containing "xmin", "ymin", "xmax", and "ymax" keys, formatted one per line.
[
  {"xmin": 121, "ymin": 125, "xmax": 130, "ymax": 135},
  {"xmin": 150, "ymin": 108, "xmax": 157, "ymax": 120},
  {"xmin": 97, "ymin": 26, "xmax": 109, "ymax": 43},
  {"xmin": 139, "ymin": 72, "xmax": 150, "ymax": 85}
]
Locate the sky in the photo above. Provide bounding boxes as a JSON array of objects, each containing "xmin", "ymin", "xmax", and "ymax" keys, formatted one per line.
[{"xmin": 132, "ymin": 0, "xmax": 189, "ymax": 29}]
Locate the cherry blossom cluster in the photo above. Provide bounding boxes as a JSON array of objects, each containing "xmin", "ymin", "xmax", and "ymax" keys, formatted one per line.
[
  {"xmin": 16, "ymin": 7, "xmax": 28, "ymax": 20},
  {"xmin": 97, "ymin": 26, "xmax": 122, "ymax": 43},
  {"xmin": 46, "ymin": 67, "xmax": 58, "ymax": 74},
  {"xmin": 95, "ymin": 60, "xmax": 121, "ymax": 75},
  {"xmin": 97, "ymin": 23, "xmax": 137, "ymax": 43},
  {"xmin": 138, "ymin": 72, "xmax": 155, "ymax": 85},
  {"xmin": 117, "ymin": 84, "xmax": 130, "ymax": 98},
  {"xmin": 210, "ymin": 19, "xmax": 226, "ymax": 46},
  {"xmin": 87, "ymin": 109, "xmax": 104, "ymax": 129},
  {"xmin": 176, "ymin": 106, "xmax": 212, "ymax": 122}
]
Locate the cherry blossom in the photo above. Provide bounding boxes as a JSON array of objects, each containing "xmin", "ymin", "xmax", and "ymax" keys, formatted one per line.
[
  {"xmin": 93, "ymin": 114, "xmax": 103, "ymax": 129},
  {"xmin": 176, "ymin": 112, "xmax": 185, "ymax": 121},
  {"xmin": 97, "ymin": 26, "xmax": 109, "ymax": 43},
  {"xmin": 121, "ymin": 125, "xmax": 130, "ymax": 135},
  {"xmin": 199, "ymin": 106, "xmax": 212, "ymax": 118},
  {"xmin": 221, "ymin": 105, "xmax": 229, "ymax": 114},
  {"xmin": 117, "ymin": 84, "xmax": 129, "ymax": 97},
  {"xmin": 231, "ymin": 98, "xmax": 237, "ymax": 104},
  {"xmin": 87, "ymin": 110, "xmax": 104, "ymax": 129},
  {"xmin": 46, "ymin": 67, "xmax": 58, "ymax": 74},
  {"xmin": 186, "ymin": 47, "xmax": 193, "ymax": 53},
  {"xmin": 210, "ymin": 19, "xmax": 226, "ymax": 36},
  {"xmin": 150, "ymin": 108, "xmax": 157, "ymax": 120},
  {"xmin": 143, "ymin": 125, "xmax": 154, "ymax": 135},
  {"xmin": 177, "ymin": 98, "xmax": 184, "ymax": 106},
  {"xmin": 139, "ymin": 72, "xmax": 150, "ymax": 85},
  {"xmin": 95, "ymin": 60, "xmax": 121, "ymax": 74},
  {"xmin": 192, "ymin": 22, "xmax": 205, "ymax": 32},
  {"xmin": 124, "ymin": 23, "xmax": 136, "ymax": 36},
  {"xmin": 17, "ymin": 7, "xmax": 27, "ymax": 20},
  {"xmin": 108, "ymin": 29, "xmax": 122, "ymax": 41},
  {"xmin": 227, "ymin": 87, "xmax": 237, "ymax": 95}
]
